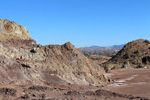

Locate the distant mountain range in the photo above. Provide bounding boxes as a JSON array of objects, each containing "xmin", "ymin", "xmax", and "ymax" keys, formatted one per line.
[
  {"xmin": 85, "ymin": 44, "xmax": 125, "ymax": 49},
  {"xmin": 78, "ymin": 44, "xmax": 125, "ymax": 56}
]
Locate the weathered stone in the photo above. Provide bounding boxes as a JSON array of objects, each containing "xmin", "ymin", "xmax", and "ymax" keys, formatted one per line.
[
  {"xmin": 0, "ymin": 19, "xmax": 32, "ymax": 40},
  {"xmin": 103, "ymin": 39, "xmax": 150, "ymax": 70},
  {"xmin": 0, "ymin": 19, "xmax": 108, "ymax": 86}
]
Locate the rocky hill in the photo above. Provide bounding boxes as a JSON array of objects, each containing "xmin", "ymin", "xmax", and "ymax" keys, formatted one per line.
[
  {"xmin": 0, "ymin": 19, "xmax": 109, "ymax": 86},
  {"xmin": 103, "ymin": 39, "xmax": 150, "ymax": 70}
]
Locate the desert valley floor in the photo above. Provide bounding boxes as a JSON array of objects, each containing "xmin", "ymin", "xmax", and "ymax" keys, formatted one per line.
[
  {"xmin": 106, "ymin": 69, "xmax": 150, "ymax": 99},
  {"xmin": 0, "ymin": 69, "xmax": 150, "ymax": 100}
]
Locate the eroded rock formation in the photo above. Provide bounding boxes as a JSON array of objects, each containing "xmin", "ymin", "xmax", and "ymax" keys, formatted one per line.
[
  {"xmin": 0, "ymin": 19, "xmax": 32, "ymax": 40},
  {"xmin": 103, "ymin": 39, "xmax": 150, "ymax": 70},
  {"xmin": 0, "ymin": 19, "xmax": 108, "ymax": 86}
]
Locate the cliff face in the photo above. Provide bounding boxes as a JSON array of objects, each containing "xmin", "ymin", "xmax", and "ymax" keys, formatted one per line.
[
  {"xmin": 0, "ymin": 19, "xmax": 109, "ymax": 86},
  {"xmin": 103, "ymin": 39, "xmax": 150, "ymax": 70},
  {"xmin": 0, "ymin": 19, "xmax": 32, "ymax": 40}
]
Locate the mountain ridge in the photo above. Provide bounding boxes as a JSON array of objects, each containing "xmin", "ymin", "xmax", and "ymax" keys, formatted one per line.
[
  {"xmin": 78, "ymin": 44, "xmax": 125, "ymax": 56},
  {"xmin": 79, "ymin": 44, "xmax": 125, "ymax": 49}
]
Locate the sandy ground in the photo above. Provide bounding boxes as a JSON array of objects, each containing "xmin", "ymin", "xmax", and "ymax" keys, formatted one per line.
[{"xmin": 106, "ymin": 69, "xmax": 150, "ymax": 98}]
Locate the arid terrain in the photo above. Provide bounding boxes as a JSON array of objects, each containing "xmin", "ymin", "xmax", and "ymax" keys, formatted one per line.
[
  {"xmin": 106, "ymin": 69, "xmax": 150, "ymax": 99},
  {"xmin": 78, "ymin": 45, "xmax": 123, "ymax": 56},
  {"xmin": 0, "ymin": 19, "xmax": 150, "ymax": 100},
  {"xmin": 103, "ymin": 39, "xmax": 150, "ymax": 70},
  {"xmin": 87, "ymin": 55, "xmax": 111, "ymax": 65},
  {"xmin": 0, "ymin": 69, "xmax": 150, "ymax": 100}
]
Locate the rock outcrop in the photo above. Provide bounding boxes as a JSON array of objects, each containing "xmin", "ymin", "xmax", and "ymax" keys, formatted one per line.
[
  {"xmin": 103, "ymin": 39, "xmax": 150, "ymax": 70},
  {"xmin": 0, "ymin": 19, "xmax": 108, "ymax": 86},
  {"xmin": 0, "ymin": 19, "xmax": 32, "ymax": 40}
]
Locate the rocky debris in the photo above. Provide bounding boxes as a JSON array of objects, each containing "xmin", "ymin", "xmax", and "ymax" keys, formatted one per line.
[
  {"xmin": 20, "ymin": 94, "xmax": 29, "ymax": 99},
  {"xmin": 30, "ymin": 49, "xmax": 37, "ymax": 53},
  {"xmin": 0, "ymin": 84, "xmax": 149, "ymax": 100},
  {"xmin": 64, "ymin": 89, "xmax": 150, "ymax": 100},
  {"xmin": 0, "ymin": 88, "xmax": 16, "ymax": 96},
  {"xmin": 65, "ymin": 91, "xmax": 81, "ymax": 96},
  {"xmin": 21, "ymin": 63, "xmax": 31, "ymax": 68},
  {"xmin": 28, "ymin": 86, "xmax": 51, "ymax": 91},
  {"xmin": 103, "ymin": 39, "xmax": 150, "ymax": 71}
]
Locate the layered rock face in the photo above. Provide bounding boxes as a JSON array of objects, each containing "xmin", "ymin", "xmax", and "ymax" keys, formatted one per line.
[
  {"xmin": 0, "ymin": 19, "xmax": 108, "ymax": 86},
  {"xmin": 103, "ymin": 39, "xmax": 150, "ymax": 70},
  {"xmin": 0, "ymin": 19, "xmax": 32, "ymax": 40}
]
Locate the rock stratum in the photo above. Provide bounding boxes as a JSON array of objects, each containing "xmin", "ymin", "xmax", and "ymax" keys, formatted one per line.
[
  {"xmin": 103, "ymin": 39, "xmax": 150, "ymax": 70},
  {"xmin": 0, "ymin": 19, "xmax": 108, "ymax": 86}
]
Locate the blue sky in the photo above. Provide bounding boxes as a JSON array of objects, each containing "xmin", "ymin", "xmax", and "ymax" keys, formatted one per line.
[{"xmin": 0, "ymin": 0, "xmax": 150, "ymax": 47}]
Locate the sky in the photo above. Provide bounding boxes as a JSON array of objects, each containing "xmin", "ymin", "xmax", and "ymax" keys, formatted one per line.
[{"xmin": 0, "ymin": 0, "xmax": 150, "ymax": 47}]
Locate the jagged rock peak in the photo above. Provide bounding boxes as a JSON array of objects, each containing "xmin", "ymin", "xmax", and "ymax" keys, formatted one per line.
[
  {"xmin": 64, "ymin": 42, "xmax": 72, "ymax": 45},
  {"xmin": 0, "ymin": 19, "xmax": 32, "ymax": 40},
  {"xmin": 63, "ymin": 42, "xmax": 75, "ymax": 50}
]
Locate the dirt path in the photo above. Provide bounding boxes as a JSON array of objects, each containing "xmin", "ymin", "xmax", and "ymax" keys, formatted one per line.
[{"xmin": 106, "ymin": 69, "xmax": 150, "ymax": 98}]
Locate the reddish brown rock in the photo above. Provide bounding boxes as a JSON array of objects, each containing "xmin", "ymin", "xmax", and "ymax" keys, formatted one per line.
[{"xmin": 0, "ymin": 19, "xmax": 108, "ymax": 86}]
